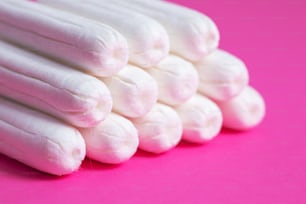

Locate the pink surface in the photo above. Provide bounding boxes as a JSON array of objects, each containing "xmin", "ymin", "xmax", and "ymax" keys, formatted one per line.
[{"xmin": 1, "ymin": 0, "xmax": 306, "ymax": 203}]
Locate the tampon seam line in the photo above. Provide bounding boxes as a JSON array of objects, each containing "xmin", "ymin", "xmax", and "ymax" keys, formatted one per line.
[
  {"xmin": 0, "ymin": 20, "xmax": 103, "ymax": 55},
  {"xmin": 0, "ymin": 66, "xmax": 95, "ymax": 111}
]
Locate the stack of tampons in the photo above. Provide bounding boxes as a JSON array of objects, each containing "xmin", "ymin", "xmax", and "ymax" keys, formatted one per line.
[{"xmin": 0, "ymin": 0, "xmax": 265, "ymax": 176}]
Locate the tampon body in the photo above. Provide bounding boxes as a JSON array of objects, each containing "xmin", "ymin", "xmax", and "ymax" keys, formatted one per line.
[
  {"xmin": 79, "ymin": 113, "xmax": 139, "ymax": 164},
  {"xmin": 131, "ymin": 103, "xmax": 182, "ymax": 154},
  {"xmin": 94, "ymin": 0, "xmax": 220, "ymax": 61},
  {"xmin": 0, "ymin": 0, "xmax": 129, "ymax": 77},
  {"xmin": 147, "ymin": 55, "xmax": 199, "ymax": 106},
  {"xmin": 0, "ymin": 40, "xmax": 112, "ymax": 128},
  {"xmin": 174, "ymin": 94, "xmax": 223, "ymax": 144},
  {"xmin": 102, "ymin": 65, "xmax": 158, "ymax": 118},
  {"xmin": 217, "ymin": 86, "xmax": 266, "ymax": 131},
  {"xmin": 38, "ymin": 0, "xmax": 170, "ymax": 68},
  {"xmin": 195, "ymin": 49, "xmax": 249, "ymax": 101},
  {"xmin": 0, "ymin": 96, "xmax": 86, "ymax": 176}
]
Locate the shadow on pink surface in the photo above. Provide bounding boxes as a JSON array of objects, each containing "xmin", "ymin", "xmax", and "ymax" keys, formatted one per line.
[
  {"xmin": 0, "ymin": 126, "xmax": 256, "ymax": 179},
  {"xmin": 0, "ymin": 154, "xmax": 56, "ymax": 180},
  {"xmin": 80, "ymin": 158, "xmax": 124, "ymax": 171}
]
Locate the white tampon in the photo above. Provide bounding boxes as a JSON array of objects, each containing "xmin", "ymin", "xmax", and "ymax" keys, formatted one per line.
[
  {"xmin": 102, "ymin": 65, "xmax": 158, "ymax": 118},
  {"xmin": 38, "ymin": 0, "xmax": 170, "ymax": 68},
  {"xmin": 79, "ymin": 113, "xmax": 139, "ymax": 164},
  {"xmin": 174, "ymin": 94, "xmax": 223, "ymax": 144},
  {"xmin": 147, "ymin": 55, "xmax": 199, "ymax": 106},
  {"xmin": 0, "ymin": 40, "xmax": 112, "ymax": 128},
  {"xmin": 217, "ymin": 86, "xmax": 266, "ymax": 131},
  {"xmin": 195, "ymin": 49, "xmax": 249, "ymax": 101},
  {"xmin": 131, "ymin": 103, "xmax": 182, "ymax": 154},
  {"xmin": 94, "ymin": 0, "xmax": 220, "ymax": 61},
  {"xmin": 0, "ymin": 0, "xmax": 129, "ymax": 77},
  {"xmin": 0, "ymin": 97, "xmax": 86, "ymax": 176}
]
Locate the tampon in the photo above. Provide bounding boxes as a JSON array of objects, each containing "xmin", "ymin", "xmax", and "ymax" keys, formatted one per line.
[
  {"xmin": 0, "ymin": 96, "xmax": 86, "ymax": 176},
  {"xmin": 0, "ymin": 40, "xmax": 112, "ymax": 128},
  {"xmin": 217, "ymin": 86, "xmax": 266, "ymax": 130},
  {"xmin": 131, "ymin": 103, "xmax": 182, "ymax": 154},
  {"xmin": 38, "ymin": 0, "xmax": 170, "ymax": 68},
  {"xmin": 174, "ymin": 94, "xmax": 223, "ymax": 144},
  {"xmin": 147, "ymin": 55, "xmax": 199, "ymax": 106},
  {"xmin": 94, "ymin": 0, "xmax": 220, "ymax": 61},
  {"xmin": 79, "ymin": 113, "xmax": 139, "ymax": 164},
  {"xmin": 195, "ymin": 49, "xmax": 249, "ymax": 101},
  {"xmin": 0, "ymin": 0, "xmax": 129, "ymax": 77},
  {"xmin": 102, "ymin": 65, "xmax": 158, "ymax": 118}
]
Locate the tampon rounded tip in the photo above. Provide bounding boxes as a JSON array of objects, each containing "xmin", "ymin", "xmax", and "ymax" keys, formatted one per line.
[
  {"xmin": 148, "ymin": 55, "xmax": 199, "ymax": 106},
  {"xmin": 94, "ymin": 33, "xmax": 129, "ymax": 77},
  {"xmin": 131, "ymin": 104, "xmax": 183, "ymax": 154},
  {"xmin": 104, "ymin": 65, "xmax": 158, "ymax": 118},
  {"xmin": 129, "ymin": 20, "xmax": 170, "ymax": 68},
  {"xmin": 196, "ymin": 49, "xmax": 249, "ymax": 101},
  {"xmin": 175, "ymin": 94, "xmax": 223, "ymax": 144},
  {"xmin": 45, "ymin": 129, "xmax": 86, "ymax": 175},
  {"xmin": 0, "ymin": 97, "xmax": 86, "ymax": 176},
  {"xmin": 117, "ymin": 0, "xmax": 220, "ymax": 62},
  {"xmin": 217, "ymin": 86, "xmax": 266, "ymax": 131},
  {"xmin": 80, "ymin": 113, "xmax": 139, "ymax": 164},
  {"xmin": 68, "ymin": 80, "xmax": 113, "ymax": 128},
  {"xmin": 185, "ymin": 16, "xmax": 220, "ymax": 61},
  {"xmin": 205, "ymin": 17, "xmax": 220, "ymax": 55}
]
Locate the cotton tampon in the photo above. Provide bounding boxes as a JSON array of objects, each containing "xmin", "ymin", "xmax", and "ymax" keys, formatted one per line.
[
  {"xmin": 96, "ymin": 0, "xmax": 220, "ymax": 61},
  {"xmin": 217, "ymin": 86, "xmax": 266, "ymax": 131},
  {"xmin": 147, "ymin": 55, "xmax": 199, "ymax": 106},
  {"xmin": 195, "ymin": 49, "xmax": 249, "ymax": 101},
  {"xmin": 102, "ymin": 65, "xmax": 158, "ymax": 118},
  {"xmin": 0, "ymin": 0, "xmax": 129, "ymax": 77},
  {"xmin": 38, "ymin": 0, "xmax": 170, "ymax": 68},
  {"xmin": 79, "ymin": 113, "xmax": 138, "ymax": 164},
  {"xmin": 0, "ymin": 97, "xmax": 86, "ymax": 176},
  {"xmin": 0, "ymin": 40, "xmax": 112, "ymax": 128},
  {"xmin": 131, "ymin": 103, "xmax": 182, "ymax": 154},
  {"xmin": 174, "ymin": 94, "xmax": 223, "ymax": 144}
]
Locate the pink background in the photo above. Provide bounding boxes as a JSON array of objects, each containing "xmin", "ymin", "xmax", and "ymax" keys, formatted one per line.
[{"xmin": 1, "ymin": 0, "xmax": 306, "ymax": 203}]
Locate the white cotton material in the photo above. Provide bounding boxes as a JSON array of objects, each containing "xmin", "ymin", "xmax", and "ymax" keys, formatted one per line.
[
  {"xmin": 131, "ymin": 103, "xmax": 182, "ymax": 154},
  {"xmin": 102, "ymin": 65, "xmax": 158, "ymax": 118},
  {"xmin": 175, "ymin": 94, "xmax": 223, "ymax": 144},
  {"xmin": 0, "ymin": 0, "xmax": 129, "ymax": 77},
  {"xmin": 38, "ymin": 0, "xmax": 170, "ymax": 68},
  {"xmin": 195, "ymin": 49, "xmax": 249, "ymax": 101},
  {"xmin": 217, "ymin": 86, "xmax": 266, "ymax": 131},
  {"xmin": 0, "ymin": 40, "xmax": 112, "ymax": 128},
  {"xmin": 147, "ymin": 55, "xmax": 199, "ymax": 106},
  {"xmin": 0, "ymin": 97, "xmax": 86, "ymax": 176},
  {"xmin": 79, "ymin": 113, "xmax": 139, "ymax": 164},
  {"xmin": 95, "ymin": 0, "xmax": 220, "ymax": 61}
]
